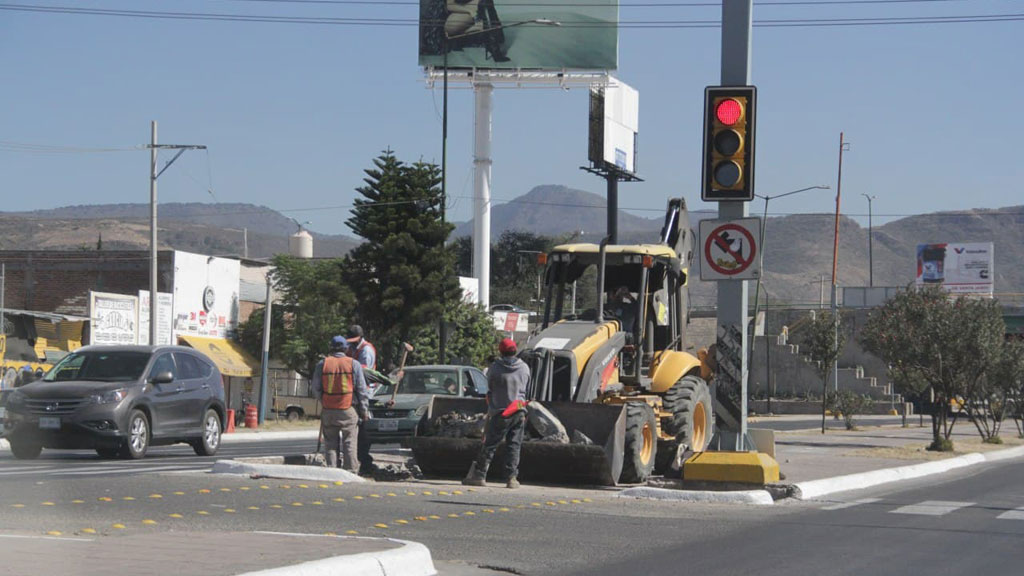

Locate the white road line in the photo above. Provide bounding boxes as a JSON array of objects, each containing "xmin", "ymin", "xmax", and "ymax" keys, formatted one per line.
[
  {"xmin": 821, "ymin": 498, "xmax": 882, "ymax": 511},
  {"xmin": 996, "ymin": 506, "xmax": 1024, "ymax": 521},
  {"xmin": 890, "ymin": 500, "xmax": 975, "ymax": 516},
  {"xmin": 46, "ymin": 465, "xmax": 201, "ymax": 476}
]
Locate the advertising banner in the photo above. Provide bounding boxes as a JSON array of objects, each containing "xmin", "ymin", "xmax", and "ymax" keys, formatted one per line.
[
  {"xmin": 915, "ymin": 242, "xmax": 994, "ymax": 295},
  {"xmin": 89, "ymin": 291, "xmax": 139, "ymax": 345},
  {"xmin": 588, "ymin": 80, "xmax": 639, "ymax": 175},
  {"xmin": 419, "ymin": 0, "xmax": 618, "ymax": 70},
  {"xmin": 172, "ymin": 252, "xmax": 241, "ymax": 339},
  {"xmin": 138, "ymin": 291, "xmax": 174, "ymax": 346}
]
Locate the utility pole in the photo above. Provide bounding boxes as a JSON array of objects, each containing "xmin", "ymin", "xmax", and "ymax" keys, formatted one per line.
[
  {"xmin": 147, "ymin": 121, "xmax": 206, "ymax": 345},
  {"xmin": 862, "ymin": 193, "xmax": 875, "ymax": 287},
  {"xmin": 831, "ymin": 133, "xmax": 849, "ymax": 393},
  {"xmin": 258, "ymin": 274, "xmax": 273, "ymax": 424},
  {"xmin": 1, "ymin": 263, "xmax": 5, "ymax": 348}
]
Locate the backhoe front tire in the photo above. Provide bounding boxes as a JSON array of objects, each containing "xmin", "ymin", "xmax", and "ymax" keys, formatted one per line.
[
  {"xmin": 662, "ymin": 374, "xmax": 713, "ymax": 452},
  {"xmin": 620, "ymin": 403, "xmax": 657, "ymax": 484}
]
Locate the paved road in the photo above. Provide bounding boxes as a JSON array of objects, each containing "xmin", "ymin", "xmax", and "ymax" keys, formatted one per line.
[
  {"xmin": 0, "ymin": 437, "xmax": 316, "ymax": 479},
  {"xmin": 565, "ymin": 459, "xmax": 1024, "ymax": 576}
]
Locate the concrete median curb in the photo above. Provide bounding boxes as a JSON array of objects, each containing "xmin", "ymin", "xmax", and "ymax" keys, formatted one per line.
[
  {"xmin": 211, "ymin": 459, "xmax": 367, "ymax": 483},
  {"xmin": 617, "ymin": 486, "xmax": 774, "ymax": 505},
  {"xmin": 223, "ymin": 430, "xmax": 320, "ymax": 443},
  {"xmin": 792, "ymin": 445, "xmax": 1024, "ymax": 500},
  {"xmin": 237, "ymin": 534, "xmax": 436, "ymax": 576}
]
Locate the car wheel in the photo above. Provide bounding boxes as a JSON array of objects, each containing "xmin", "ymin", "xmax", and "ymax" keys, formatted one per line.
[
  {"xmin": 286, "ymin": 408, "xmax": 301, "ymax": 422},
  {"xmin": 95, "ymin": 447, "xmax": 120, "ymax": 459},
  {"xmin": 120, "ymin": 409, "xmax": 150, "ymax": 460},
  {"xmin": 9, "ymin": 438, "xmax": 42, "ymax": 460},
  {"xmin": 193, "ymin": 409, "xmax": 222, "ymax": 456}
]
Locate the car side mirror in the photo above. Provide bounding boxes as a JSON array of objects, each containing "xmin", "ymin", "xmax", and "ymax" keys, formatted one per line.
[{"xmin": 150, "ymin": 371, "xmax": 174, "ymax": 385}]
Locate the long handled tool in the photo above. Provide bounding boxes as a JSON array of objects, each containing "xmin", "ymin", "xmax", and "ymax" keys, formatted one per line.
[{"xmin": 386, "ymin": 342, "xmax": 414, "ymax": 407}]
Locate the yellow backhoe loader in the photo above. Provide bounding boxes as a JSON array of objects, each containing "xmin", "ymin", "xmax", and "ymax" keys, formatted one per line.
[{"xmin": 409, "ymin": 198, "xmax": 715, "ymax": 485}]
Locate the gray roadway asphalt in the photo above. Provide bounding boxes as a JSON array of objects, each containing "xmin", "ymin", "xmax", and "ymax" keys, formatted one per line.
[{"xmin": 0, "ymin": 438, "xmax": 319, "ymax": 479}]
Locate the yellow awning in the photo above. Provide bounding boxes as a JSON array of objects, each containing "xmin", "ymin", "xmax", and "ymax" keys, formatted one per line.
[{"xmin": 178, "ymin": 335, "xmax": 260, "ymax": 378}]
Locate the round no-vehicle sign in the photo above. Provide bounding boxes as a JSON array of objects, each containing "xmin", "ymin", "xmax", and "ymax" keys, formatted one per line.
[{"xmin": 699, "ymin": 218, "xmax": 761, "ymax": 281}]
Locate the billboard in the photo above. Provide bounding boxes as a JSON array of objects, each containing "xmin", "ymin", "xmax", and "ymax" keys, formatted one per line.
[
  {"xmin": 89, "ymin": 291, "xmax": 139, "ymax": 345},
  {"xmin": 172, "ymin": 252, "xmax": 241, "ymax": 339},
  {"xmin": 588, "ymin": 79, "xmax": 638, "ymax": 174},
  {"xmin": 418, "ymin": 0, "xmax": 618, "ymax": 70},
  {"xmin": 138, "ymin": 291, "xmax": 174, "ymax": 346},
  {"xmin": 915, "ymin": 242, "xmax": 994, "ymax": 295}
]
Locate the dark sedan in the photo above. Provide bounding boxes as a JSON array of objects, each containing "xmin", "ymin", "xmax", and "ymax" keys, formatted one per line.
[
  {"xmin": 2, "ymin": 345, "xmax": 226, "ymax": 460},
  {"xmin": 364, "ymin": 365, "xmax": 488, "ymax": 443}
]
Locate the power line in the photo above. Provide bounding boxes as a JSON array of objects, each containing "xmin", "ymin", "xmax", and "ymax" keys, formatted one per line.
[
  {"xmin": 0, "ymin": 141, "xmax": 145, "ymax": 154},
  {"xmin": 2, "ymin": 3, "xmax": 1022, "ymax": 28}
]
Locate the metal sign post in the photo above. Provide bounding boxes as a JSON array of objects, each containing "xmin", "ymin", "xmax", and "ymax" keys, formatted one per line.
[{"xmin": 714, "ymin": 0, "xmax": 755, "ymax": 451}]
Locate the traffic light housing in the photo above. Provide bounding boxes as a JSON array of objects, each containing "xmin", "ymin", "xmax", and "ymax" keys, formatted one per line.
[{"xmin": 701, "ymin": 86, "xmax": 756, "ymax": 201}]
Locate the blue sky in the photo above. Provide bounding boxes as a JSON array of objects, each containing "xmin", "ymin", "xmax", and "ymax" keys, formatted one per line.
[{"xmin": 1, "ymin": 1, "xmax": 1021, "ymax": 236}]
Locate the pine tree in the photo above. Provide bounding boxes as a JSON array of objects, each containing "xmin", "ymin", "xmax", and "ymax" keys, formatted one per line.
[{"xmin": 343, "ymin": 150, "xmax": 460, "ymax": 366}]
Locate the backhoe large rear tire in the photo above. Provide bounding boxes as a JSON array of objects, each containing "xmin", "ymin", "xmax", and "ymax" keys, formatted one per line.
[
  {"xmin": 655, "ymin": 375, "xmax": 713, "ymax": 474},
  {"xmin": 620, "ymin": 403, "xmax": 657, "ymax": 484}
]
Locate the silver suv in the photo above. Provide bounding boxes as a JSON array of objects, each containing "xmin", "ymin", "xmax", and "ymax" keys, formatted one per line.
[{"xmin": 2, "ymin": 345, "xmax": 226, "ymax": 460}]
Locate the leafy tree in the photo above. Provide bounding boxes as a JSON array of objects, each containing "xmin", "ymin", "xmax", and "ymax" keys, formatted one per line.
[
  {"xmin": 802, "ymin": 310, "xmax": 846, "ymax": 434},
  {"xmin": 988, "ymin": 338, "xmax": 1024, "ymax": 440},
  {"xmin": 453, "ymin": 230, "xmax": 559, "ymax": 312},
  {"xmin": 237, "ymin": 255, "xmax": 353, "ymax": 379},
  {"xmin": 343, "ymin": 150, "xmax": 461, "ymax": 366},
  {"xmin": 407, "ymin": 301, "xmax": 499, "ymax": 369},
  {"xmin": 860, "ymin": 287, "xmax": 1005, "ymax": 451}
]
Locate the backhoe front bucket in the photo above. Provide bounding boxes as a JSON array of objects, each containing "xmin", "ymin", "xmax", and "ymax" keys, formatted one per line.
[{"xmin": 406, "ymin": 396, "xmax": 628, "ymax": 486}]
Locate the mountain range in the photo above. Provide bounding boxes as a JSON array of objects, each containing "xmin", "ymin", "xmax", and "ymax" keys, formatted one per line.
[{"xmin": 2, "ymin": 188, "xmax": 1021, "ymax": 307}]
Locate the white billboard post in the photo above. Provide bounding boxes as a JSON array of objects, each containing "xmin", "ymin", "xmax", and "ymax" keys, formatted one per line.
[
  {"xmin": 916, "ymin": 242, "xmax": 994, "ymax": 295},
  {"xmin": 584, "ymin": 78, "xmax": 641, "ymax": 243}
]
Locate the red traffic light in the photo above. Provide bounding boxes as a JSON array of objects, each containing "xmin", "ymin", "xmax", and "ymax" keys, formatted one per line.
[{"xmin": 715, "ymin": 98, "xmax": 743, "ymax": 126}]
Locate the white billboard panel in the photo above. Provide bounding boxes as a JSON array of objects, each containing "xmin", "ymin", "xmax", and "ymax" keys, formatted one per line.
[
  {"xmin": 915, "ymin": 242, "xmax": 993, "ymax": 295},
  {"xmin": 89, "ymin": 291, "xmax": 139, "ymax": 345},
  {"xmin": 588, "ymin": 79, "xmax": 639, "ymax": 174},
  {"xmin": 138, "ymin": 291, "xmax": 174, "ymax": 346},
  {"xmin": 172, "ymin": 252, "xmax": 241, "ymax": 339}
]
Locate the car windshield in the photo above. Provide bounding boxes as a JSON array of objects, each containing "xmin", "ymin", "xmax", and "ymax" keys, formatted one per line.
[
  {"xmin": 375, "ymin": 370, "xmax": 459, "ymax": 397},
  {"xmin": 43, "ymin": 351, "xmax": 152, "ymax": 382}
]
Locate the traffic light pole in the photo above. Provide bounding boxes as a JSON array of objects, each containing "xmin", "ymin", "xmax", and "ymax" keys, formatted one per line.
[{"xmin": 715, "ymin": 0, "xmax": 755, "ymax": 452}]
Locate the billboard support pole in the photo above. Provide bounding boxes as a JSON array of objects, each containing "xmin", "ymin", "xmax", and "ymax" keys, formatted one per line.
[
  {"xmin": 473, "ymin": 82, "xmax": 493, "ymax": 310},
  {"xmin": 715, "ymin": 0, "xmax": 754, "ymax": 452},
  {"xmin": 606, "ymin": 176, "xmax": 618, "ymax": 244}
]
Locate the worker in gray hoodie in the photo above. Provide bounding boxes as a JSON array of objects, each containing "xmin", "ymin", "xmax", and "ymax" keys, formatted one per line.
[{"xmin": 463, "ymin": 337, "xmax": 530, "ymax": 489}]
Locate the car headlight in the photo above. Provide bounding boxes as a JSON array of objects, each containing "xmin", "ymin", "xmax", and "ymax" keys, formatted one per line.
[
  {"xmin": 90, "ymin": 388, "xmax": 128, "ymax": 405},
  {"xmin": 413, "ymin": 405, "xmax": 428, "ymax": 418},
  {"xmin": 5, "ymin": 390, "xmax": 25, "ymax": 409}
]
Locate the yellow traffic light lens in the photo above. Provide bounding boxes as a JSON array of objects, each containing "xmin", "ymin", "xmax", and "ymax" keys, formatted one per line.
[
  {"xmin": 715, "ymin": 98, "xmax": 743, "ymax": 126},
  {"xmin": 713, "ymin": 161, "xmax": 741, "ymax": 188},
  {"xmin": 713, "ymin": 129, "xmax": 741, "ymax": 156}
]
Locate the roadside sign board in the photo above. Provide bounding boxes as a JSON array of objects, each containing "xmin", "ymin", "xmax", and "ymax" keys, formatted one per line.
[{"xmin": 699, "ymin": 218, "xmax": 761, "ymax": 281}]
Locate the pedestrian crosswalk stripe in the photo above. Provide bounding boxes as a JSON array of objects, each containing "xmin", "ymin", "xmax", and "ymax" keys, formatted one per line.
[
  {"xmin": 821, "ymin": 498, "xmax": 881, "ymax": 511},
  {"xmin": 890, "ymin": 501, "xmax": 974, "ymax": 516},
  {"xmin": 996, "ymin": 507, "xmax": 1024, "ymax": 521}
]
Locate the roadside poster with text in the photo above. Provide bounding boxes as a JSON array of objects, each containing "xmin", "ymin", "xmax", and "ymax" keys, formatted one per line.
[
  {"xmin": 418, "ymin": 0, "xmax": 618, "ymax": 70},
  {"xmin": 88, "ymin": 291, "xmax": 139, "ymax": 345},
  {"xmin": 138, "ymin": 291, "xmax": 174, "ymax": 346},
  {"xmin": 915, "ymin": 242, "xmax": 994, "ymax": 295}
]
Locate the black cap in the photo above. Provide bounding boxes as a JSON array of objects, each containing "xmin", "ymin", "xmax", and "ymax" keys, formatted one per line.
[{"xmin": 346, "ymin": 325, "xmax": 364, "ymax": 342}]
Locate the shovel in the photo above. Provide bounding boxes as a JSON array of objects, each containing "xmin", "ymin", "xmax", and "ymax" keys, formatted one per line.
[{"xmin": 387, "ymin": 342, "xmax": 414, "ymax": 407}]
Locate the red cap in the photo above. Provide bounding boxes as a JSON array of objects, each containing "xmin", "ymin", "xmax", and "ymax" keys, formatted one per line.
[{"xmin": 498, "ymin": 338, "xmax": 517, "ymax": 355}]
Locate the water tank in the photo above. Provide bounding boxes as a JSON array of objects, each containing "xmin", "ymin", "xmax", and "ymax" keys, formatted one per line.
[{"xmin": 289, "ymin": 230, "xmax": 313, "ymax": 258}]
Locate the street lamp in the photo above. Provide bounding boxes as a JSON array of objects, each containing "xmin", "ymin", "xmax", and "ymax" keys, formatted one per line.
[
  {"xmin": 861, "ymin": 194, "xmax": 876, "ymax": 287},
  {"xmin": 751, "ymin": 185, "xmax": 830, "ymax": 323}
]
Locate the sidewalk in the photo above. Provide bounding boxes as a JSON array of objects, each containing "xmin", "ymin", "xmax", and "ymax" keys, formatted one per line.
[{"xmin": 0, "ymin": 531, "xmax": 435, "ymax": 576}]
